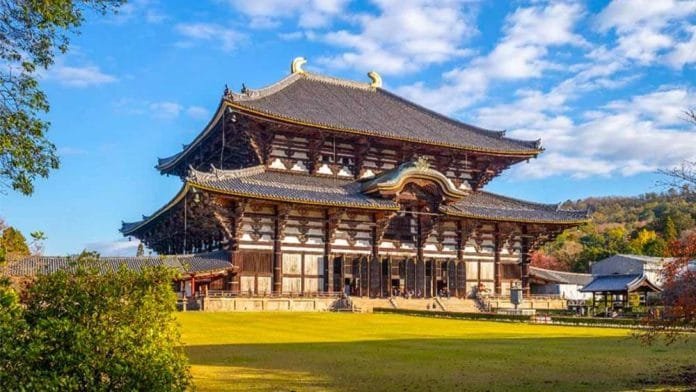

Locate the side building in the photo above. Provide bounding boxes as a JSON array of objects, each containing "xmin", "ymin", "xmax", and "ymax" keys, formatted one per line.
[{"xmin": 121, "ymin": 58, "xmax": 589, "ymax": 298}]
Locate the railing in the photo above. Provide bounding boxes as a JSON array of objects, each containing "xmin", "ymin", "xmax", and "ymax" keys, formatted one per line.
[{"xmin": 203, "ymin": 290, "xmax": 342, "ymax": 299}]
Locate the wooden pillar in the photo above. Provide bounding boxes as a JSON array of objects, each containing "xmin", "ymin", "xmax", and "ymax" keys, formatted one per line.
[
  {"xmin": 387, "ymin": 256, "xmax": 393, "ymax": 296},
  {"xmin": 272, "ymin": 206, "xmax": 283, "ymax": 295},
  {"xmin": 190, "ymin": 275, "xmax": 196, "ymax": 297},
  {"xmin": 432, "ymin": 260, "xmax": 438, "ymax": 297},
  {"xmin": 228, "ymin": 200, "xmax": 246, "ymax": 294},
  {"xmin": 325, "ymin": 209, "xmax": 334, "ymax": 293},
  {"xmin": 520, "ymin": 226, "xmax": 531, "ymax": 297},
  {"xmin": 493, "ymin": 224, "xmax": 502, "ymax": 295},
  {"xmin": 371, "ymin": 213, "xmax": 379, "ymax": 298}
]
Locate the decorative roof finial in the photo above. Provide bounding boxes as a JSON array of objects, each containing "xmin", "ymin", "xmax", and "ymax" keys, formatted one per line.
[
  {"xmin": 223, "ymin": 84, "xmax": 230, "ymax": 97},
  {"xmin": 291, "ymin": 57, "xmax": 307, "ymax": 74},
  {"xmin": 367, "ymin": 71, "xmax": 382, "ymax": 88},
  {"xmin": 415, "ymin": 156, "xmax": 430, "ymax": 171},
  {"xmin": 241, "ymin": 83, "xmax": 248, "ymax": 94}
]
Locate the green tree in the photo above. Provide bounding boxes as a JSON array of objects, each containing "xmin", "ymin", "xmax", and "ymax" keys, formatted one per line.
[
  {"xmin": 0, "ymin": 227, "xmax": 30, "ymax": 260},
  {"xmin": 0, "ymin": 0, "xmax": 123, "ymax": 195},
  {"xmin": 136, "ymin": 242, "xmax": 144, "ymax": 257},
  {"xmin": 664, "ymin": 216, "xmax": 678, "ymax": 242},
  {"xmin": 0, "ymin": 253, "xmax": 192, "ymax": 390}
]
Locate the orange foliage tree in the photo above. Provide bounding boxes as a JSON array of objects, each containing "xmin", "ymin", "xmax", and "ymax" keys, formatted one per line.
[{"xmin": 641, "ymin": 232, "xmax": 696, "ymax": 344}]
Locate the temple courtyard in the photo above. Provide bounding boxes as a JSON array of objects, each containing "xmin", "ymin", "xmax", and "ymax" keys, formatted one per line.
[{"xmin": 178, "ymin": 312, "xmax": 696, "ymax": 391}]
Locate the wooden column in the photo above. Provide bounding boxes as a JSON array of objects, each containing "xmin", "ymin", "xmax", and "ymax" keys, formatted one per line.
[
  {"xmin": 520, "ymin": 226, "xmax": 531, "ymax": 297},
  {"xmin": 432, "ymin": 260, "xmax": 438, "ymax": 297},
  {"xmin": 387, "ymin": 256, "xmax": 393, "ymax": 296},
  {"xmin": 228, "ymin": 200, "xmax": 246, "ymax": 294},
  {"xmin": 272, "ymin": 206, "xmax": 286, "ymax": 295},
  {"xmin": 324, "ymin": 209, "xmax": 340, "ymax": 293},
  {"xmin": 493, "ymin": 224, "xmax": 502, "ymax": 295}
]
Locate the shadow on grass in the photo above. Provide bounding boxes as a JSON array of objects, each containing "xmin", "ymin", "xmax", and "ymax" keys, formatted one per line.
[{"xmin": 184, "ymin": 336, "xmax": 696, "ymax": 392}]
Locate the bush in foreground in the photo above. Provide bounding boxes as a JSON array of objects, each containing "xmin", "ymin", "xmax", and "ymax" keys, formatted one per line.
[{"xmin": 0, "ymin": 254, "xmax": 191, "ymax": 391}]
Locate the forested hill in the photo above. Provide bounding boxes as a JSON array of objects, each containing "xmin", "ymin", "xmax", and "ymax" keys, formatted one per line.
[{"xmin": 534, "ymin": 189, "xmax": 695, "ymax": 273}]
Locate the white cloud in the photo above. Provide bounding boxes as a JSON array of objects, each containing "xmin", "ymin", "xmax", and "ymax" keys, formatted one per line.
[
  {"xmin": 110, "ymin": 0, "xmax": 167, "ymax": 24},
  {"xmin": 46, "ymin": 64, "xmax": 117, "ymax": 87},
  {"xmin": 149, "ymin": 101, "xmax": 183, "ymax": 119},
  {"xmin": 186, "ymin": 106, "xmax": 209, "ymax": 120},
  {"xmin": 396, "ymin": 2, "xmax": 585, "ymax": 114},
  {"xmin": 84, "ymin": 239, "xmax": 144, "ymax": 257},
  {"xmin": 319, "ymin": 0, "xmax": 477, "ymax": 74},
  {"xmin": 175, "ymin": 23, "xmax": 245, "ymax": 51},
  {"xmin": 666, "ymin": 24, "xmax": 696, "ymax": 68},
  {"xmin": 596, "ymin": 0, "xmax": 696, "ymax": 65},
  {"xmin": 483, "ymin": 86, "xmax": 696, "ymax": 179},
  {"xmin": 228, "ymin": 0, "xmax": 348, "ymax": 28}
]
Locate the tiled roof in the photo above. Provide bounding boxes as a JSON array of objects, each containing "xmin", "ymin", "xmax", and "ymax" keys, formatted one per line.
[
  {"xmin": 188, "ymin": 165, "xmax": 400, "ymax": 209},
  {"xmin": 529, "ymin": 266, "xmax": 592, "ymax": 286},
  {"xmin": 3, "ymin": 250, "xmax": 232, "ymax": 277},
  {"xmin": 227, "ymin": 73, "xmax": 541, "ymax": 154},
  {"xmin": 122, "ymin": 166, "xmax": 587, "ymax": 236},
  {"xmin": 157, "ymin": 71, "xmax": 542, "ymax": 172},
  {"xmin": 440, "ymin": 192, "xmax": 590, "ymax": 224},
  {"xmin": 580, "ymin": 274, "xmax": 661, "ymax": 293}
]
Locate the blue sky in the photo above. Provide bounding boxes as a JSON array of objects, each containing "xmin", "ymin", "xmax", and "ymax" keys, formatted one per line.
[{"xmin": 1, "ymin": 0, "xmax": 695, "ymax": 256}]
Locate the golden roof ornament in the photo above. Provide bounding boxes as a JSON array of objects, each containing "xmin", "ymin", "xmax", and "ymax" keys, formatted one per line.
[
  {"xmin": 291, "ymin": 57, "xmax": 307, "ymax": 74},
  {"xmin": 415, "ymin": 156, "xmax": 430, "ymax": 171},
  {"xmin": 367, "ymin": 71, "xmax": 382, "ymax": 88}
]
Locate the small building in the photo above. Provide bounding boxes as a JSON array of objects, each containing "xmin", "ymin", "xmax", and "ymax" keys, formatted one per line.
[
  {"xmin": 580, "ymin": 254, "xmax": 667, "ymax": 312},
  {"xmin": 528, "ymin": 266, "xmax": 592, "ymax": 300},
  {"xmin": 3, "ymin": 251, "xmax": 235, "ymax": 298}
]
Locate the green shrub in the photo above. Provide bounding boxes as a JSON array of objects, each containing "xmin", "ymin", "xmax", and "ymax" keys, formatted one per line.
[{"xmin": 0, "ymin": 255, "xmax": 191, "ymax": 391}]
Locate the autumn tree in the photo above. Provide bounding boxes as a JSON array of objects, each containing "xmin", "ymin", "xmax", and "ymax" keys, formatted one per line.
[
  {"xmin": 641, "ymin": 232, "xmax": 696, "ymax": 344},
  {"xmin": 0, "ymin": 0, "xmax": 123, "ymax": 195}
]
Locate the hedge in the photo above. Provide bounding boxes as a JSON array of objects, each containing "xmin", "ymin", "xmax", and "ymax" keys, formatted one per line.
[
  {"xmin": 374, "ymin": 308, "xmax": 651, "ymax": 328},
  {"xmin": 373, "ymin": 308, "xmax": 532, "ymax": 322}
]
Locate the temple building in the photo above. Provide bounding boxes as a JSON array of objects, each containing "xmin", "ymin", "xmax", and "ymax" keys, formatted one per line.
[{"xmin": 120, "ymin": 58, "xmax": 589, "ymax": 298}]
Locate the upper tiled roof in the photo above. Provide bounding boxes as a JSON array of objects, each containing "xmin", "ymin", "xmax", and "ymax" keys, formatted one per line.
[
  {"xmin": 226, "ymin": 72, "xmax": 541, "ymax": 154},
  {"xmin": 529, "ymin": 266, "xmax": 592, "ymax": 286},
  {"xmin": 440, "ymin": 192, "xmax": 589, "ymax": 224},
  {"xmin": 3, "ymin": 250, "xmax": 232, "ymax": 277}
]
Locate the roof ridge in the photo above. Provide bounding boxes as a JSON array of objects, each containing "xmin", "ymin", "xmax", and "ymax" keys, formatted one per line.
[{"xmin": 187, "ymin": 164, "xmax": 267, "ymax": 182}]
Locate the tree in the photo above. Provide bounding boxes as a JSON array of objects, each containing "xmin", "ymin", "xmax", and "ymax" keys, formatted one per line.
[
  {"xmin": 136, "ymin": 242, "xmax": 144, "ymax": 257},
  {"xmin": 0, "ymin": 253, "xmax": 192, "ymax": 390},
  {"xmin": 640, "ymin": 232, "xmax": 696, "ymax": 344},
  {"xmin": 0, "ymin": 0, "xmax": 123, "ymax": 195},
  {"xmin": 0, "ymin": 226, "xmax": 30, "ymax": 260},
  {"xmin": 664, "ymin": 216, "xmax": 678, "ymax": 243}
]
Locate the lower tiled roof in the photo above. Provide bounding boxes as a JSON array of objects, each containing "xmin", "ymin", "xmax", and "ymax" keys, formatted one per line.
[
  {"xmin": 189, "ymin": 166, "xmax": 399, "ymax": 209},
  {"xmin": 3, "ymin": 250, "xmax": 232, "ymax": 277},
  {"xmin": 441, "ymin": 192, "xmax": 589, "ymax": 224},
  {"xmin": 122, "ymin": 167, "xmax": 588, "ymax": 235},
  {"xmin": 529, "ymin": 266, "xmax": 592, "ymax": 286}
]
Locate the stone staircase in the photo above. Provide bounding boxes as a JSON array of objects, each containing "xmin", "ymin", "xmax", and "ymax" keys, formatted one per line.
[{"xmin": 438, "ymin": 297, "xmax": 480, "ymax": 313}]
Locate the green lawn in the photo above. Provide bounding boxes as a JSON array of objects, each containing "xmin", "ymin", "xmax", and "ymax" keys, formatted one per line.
[{"xmin": 178, "ymin": 312, "xmax": 695, "ymax": 391}]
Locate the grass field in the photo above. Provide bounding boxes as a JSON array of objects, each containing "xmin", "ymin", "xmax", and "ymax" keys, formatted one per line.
[{"xmin": 178, "ymin": 312, "xmax": 696, "ymax": 391}]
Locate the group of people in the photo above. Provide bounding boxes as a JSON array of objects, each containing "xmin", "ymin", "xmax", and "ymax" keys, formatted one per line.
[{"xmin": 389, "ymin": 287, "xmax": 452, "ymax": 298}]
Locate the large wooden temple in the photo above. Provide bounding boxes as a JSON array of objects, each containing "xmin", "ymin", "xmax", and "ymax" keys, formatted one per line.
[{"xmin": 121, "ymin": 58, "xmax": 588, "ymax": 299}]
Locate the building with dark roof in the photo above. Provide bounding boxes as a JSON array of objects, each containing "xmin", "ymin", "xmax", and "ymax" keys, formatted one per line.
[
  {"xmin": 3, "ymin": 251, "xmax": 235, "ymax": 298},
  {"xmin": 120, "ymin": 58, "xmax": 588, "ymax": 298},
  {"xmin": 580, "ymin": 254, "xmax": 667, "ymax": 311},
  {"xmin": 528, "ymin": 267, "xmax": 592, "ymax": 300}
]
